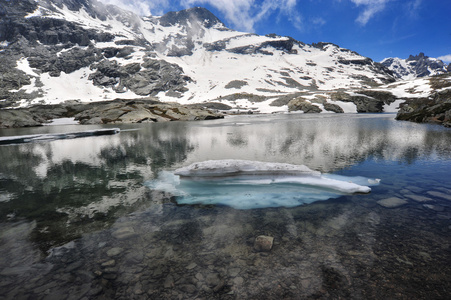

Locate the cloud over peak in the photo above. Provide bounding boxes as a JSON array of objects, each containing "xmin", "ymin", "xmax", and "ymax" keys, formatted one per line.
[
  {"xmin": 438, "ymin": 55, "xmax": 451, "ymax": 63},
  {"xmin": 350, "ymin": 0, "xmax": 390, "ymax": 25},
  {"xmin": 181, "ymin": 0, "xmax": 301, "ymax": 33}
]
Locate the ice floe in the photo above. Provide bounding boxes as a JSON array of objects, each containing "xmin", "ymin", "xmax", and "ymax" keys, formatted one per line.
[
  {"xmin": 0, "ymin": 128, "xmax": 120, "ymax": 145},
  {"xmin": 146, "ymin": 160, "xmax": 380, "ymax": 209}
]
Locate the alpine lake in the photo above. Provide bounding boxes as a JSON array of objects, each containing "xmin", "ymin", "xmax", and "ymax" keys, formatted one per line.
[{"xmin": 0, "ymin": 113, "xmax": 450, "ymax": 299}]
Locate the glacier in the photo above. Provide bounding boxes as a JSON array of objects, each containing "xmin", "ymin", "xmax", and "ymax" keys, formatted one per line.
[{"xmin": 146, "ymin": 160, "xmax": 380, "ymax": 209}]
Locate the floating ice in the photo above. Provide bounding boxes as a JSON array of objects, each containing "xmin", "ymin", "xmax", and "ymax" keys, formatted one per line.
[
  {"xmin": 146, "ymin": 160, "xmax": 380, "ymax": 209},
  {"xmin": 0, "ymin": 128, "xmax": 120, "ymax": 145}
]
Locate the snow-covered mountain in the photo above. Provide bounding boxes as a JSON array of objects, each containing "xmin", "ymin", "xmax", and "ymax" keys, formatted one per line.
[
  {"xmin": 381, "ymin": 53, "xmax": 450, "ymax": 80},
  {"xmin": 2, "ymin": 0, "xmax": 447, "ymax": 115}
]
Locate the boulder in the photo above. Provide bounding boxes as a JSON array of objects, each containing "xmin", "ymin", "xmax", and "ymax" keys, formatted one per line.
[
  {"xmin": 288, "ymin": 97, "xmax": 322, "ymax": 113},
  {"xmin": 323, "ymin": 102, "xmax": 344, "ymax": 113},
  {"xmin": 331, "ymin": 91, "xmax": 385, "ymax": 113}
]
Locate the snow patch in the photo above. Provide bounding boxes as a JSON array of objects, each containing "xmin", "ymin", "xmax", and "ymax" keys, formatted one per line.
[{"xmin": 16, "ymin": 57, "xmax": 39, "ymax": 76}]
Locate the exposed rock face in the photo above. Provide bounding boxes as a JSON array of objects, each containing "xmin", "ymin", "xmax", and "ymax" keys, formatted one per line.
[
  {"xmin": 88, "ymin": 58, "xmax": 191, "ymax": 96},
  {"xmin": 396, "ymin": 88, "xmax": 451, "ymax": 127},
  {"xmin": 0, "ymin": 99, "xmax": 224, "ymax": 128},
  {"xmin": 288, "ymin": 97, "xmax": 322, "ymax": 113},
  {"xmin": 381, "ymin": 53, "xmax": 450, "ymax": 79},
  {"xmin": 158, "ymin": 7, "xmax": 223, "ymax": 28},
  {"xmin": 330, "ymin": 90, "xmax": 397, "ymax": 113},
  {"xmin": 0, "ymin": 109, "xmax": 46, "ymax": 128},
  {"xmin": 75, "ymin": 100, "xmax": 222, "ymax": 124}
]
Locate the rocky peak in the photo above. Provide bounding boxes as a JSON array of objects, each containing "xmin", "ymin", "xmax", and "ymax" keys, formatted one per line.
[
  {"xmin": 407, "ymin": 52, "xmax": 427, "ymax": 61},
  {"xmin": 381, "ymin": 53, "xmax": 449, "ymax": 79},
  {"xmin": 159, "ymin": 7, "xmax": 224, "ymax": 28}
]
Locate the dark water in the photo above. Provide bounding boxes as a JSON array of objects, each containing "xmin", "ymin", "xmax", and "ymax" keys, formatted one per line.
[{"xmin": 0, "ymin": 113, "xmax": 450, "ymax": 299}]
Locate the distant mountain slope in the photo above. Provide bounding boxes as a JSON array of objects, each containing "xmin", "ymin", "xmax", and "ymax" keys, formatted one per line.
[
  {"xmin": 381, "ymin": 53, "xmax": 450, "ymax": 80},
  {"xmin": 0, "ymin": 0, "xmax": 430, "ymax": 115}
]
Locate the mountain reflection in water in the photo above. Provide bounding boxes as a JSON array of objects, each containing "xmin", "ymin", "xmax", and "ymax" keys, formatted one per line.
[{"xmin": 0, "ymin": 113, "xmax": 450, "ymax": 299}]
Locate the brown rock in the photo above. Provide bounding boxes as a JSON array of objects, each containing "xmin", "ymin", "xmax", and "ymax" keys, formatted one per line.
[{"xmin": 254, "ymin": 235, "xmax": 274, "ymax": 252}]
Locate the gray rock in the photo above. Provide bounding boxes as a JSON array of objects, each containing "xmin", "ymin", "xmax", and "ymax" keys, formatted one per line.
[
  {"xmin": 101, "ymin": 260, "xmax": 116, "ymax": 268},
  {"xmin": 225, "ymin": 80, "xmax": 248, "ymax": 89},
  {"xmin": 112, "ymin": 227, "xmax": 137, "ymax": 240},
  {"xmin": 205, "ymin": 273, "xmax": 222, "ymax": 287},
  {"xmin": 427, "ymin": 191, "xmax": 451, "ymax": 201},
  {"xmin": 106, "ymin": 247, "xmax": 123, "ymax": 257},
  {"xmin": 404, "ymin": 194, "xmax": 434, "ymax": 203},
  {"xmin": 0, "ymin": 109, "xmax": 46, "ymax": 128},
  {"xmin": 288, "ymin": 97, "xmax": 322, "ymax": 113},
  {"xmin": 323, "ymin": 102, "xmax": 344, "ymax": 113},
  {"xmin": 423, "ymin": 204, "xmax": 445, "ymax": 212},
  {"xmin": 396, "ymin": 88, "xmax": 451, "ymax": 127},
  {"xmin": 164, "ymin": 275, "xmax": 174, "ymax": 288},
  {"xmin": 331, "ymin": 91, "xmax": 385, "ymax": 113}
]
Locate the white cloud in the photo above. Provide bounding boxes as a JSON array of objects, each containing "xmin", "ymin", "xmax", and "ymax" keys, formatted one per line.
[
  {"xmin": 181, "ymin": 0, "xmax": 301, "ymax": 32},
  {"xmin": 311, "ymin": 17, "xmax": 326, "ymax": 26},
  {"xmin": 99, "ymin": 0, "xmax": 302, "ymax": 33},
  {"xmin": 438, "ymin": 55, "xmax": 451, "ymax": 63},
  {"xmin": 100, "ymin": 0, "xmax": 170, "ymax": 16},
  {"xmin": 350, "ymin": 0, "xmax": 390, "ymax": 25}
]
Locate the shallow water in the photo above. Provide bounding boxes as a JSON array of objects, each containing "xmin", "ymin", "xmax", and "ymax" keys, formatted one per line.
[{"xmin": 0, "ymin": 113, "xmax": 450, "ymax": 299}]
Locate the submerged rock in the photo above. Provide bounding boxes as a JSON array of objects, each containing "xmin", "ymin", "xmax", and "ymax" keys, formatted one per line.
[
  {"xmin": 377, "ymin": 197, "xmax": 408, "ymax": 208},
  {"xmin": 254, "ymin": 235, "xmax": 274, "ymax": 252}
]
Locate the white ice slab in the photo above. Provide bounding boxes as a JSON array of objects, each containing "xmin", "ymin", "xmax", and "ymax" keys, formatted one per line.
[{"xmin": 147, "ymin": 160, "xmax": 380, "ymax": 209}]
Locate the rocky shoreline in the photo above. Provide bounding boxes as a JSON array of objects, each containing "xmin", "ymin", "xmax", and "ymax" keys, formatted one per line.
[
  {"xmin": 396, "ymin": 89, "xmax": 451, "ymax": 127},
  {"xmin": 0, "ymin": 98, "xmax": 225, "ymax": 128}
]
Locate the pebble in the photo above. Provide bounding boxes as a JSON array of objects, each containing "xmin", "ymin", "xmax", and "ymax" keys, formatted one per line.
[
  {"xmin": 106, "ymin": 248, "xmax": 123, "ymax": 257},
  {"xmin": 233, "ymin": 277, "xmax": 244, "ymax": 285},
  {"xmin": 228, "ymin": 267, "xmax": 241, "ymax": 277},
  {"xmin": 186, "ymin": 262, "xmax": 197, "ymax": 270},
  {"xmin": 112, "ymin": 227, "xmax": 137, "ymax": 240},
  {"xmin": 164, "ymin": 275, "xmax": 174, "ymax": 288}
]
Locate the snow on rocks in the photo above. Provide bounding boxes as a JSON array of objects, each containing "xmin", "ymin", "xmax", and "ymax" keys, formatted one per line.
[{"xmin": 174, "ymin": 159, "xmax": 321, "ymax": 178}]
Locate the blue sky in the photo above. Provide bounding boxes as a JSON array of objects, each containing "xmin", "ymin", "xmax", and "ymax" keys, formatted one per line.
[{"xmin": 103, "ymin": 0, "xmax": 451, "ymax": 63}]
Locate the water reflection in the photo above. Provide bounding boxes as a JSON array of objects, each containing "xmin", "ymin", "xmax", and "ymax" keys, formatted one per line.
[
  {"xmin": 0, "ymin": 114, "xmax": 450, "ymax": 240},
  {"xmin": 0, "ymin": 114, "xmax": 450, "ymax": 298}
]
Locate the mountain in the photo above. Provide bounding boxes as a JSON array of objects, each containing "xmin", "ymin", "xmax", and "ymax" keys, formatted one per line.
[
  {"xmin": 0, "ymin": 0, "xmax": 404, "ymax": 115},
  {"xmin": 381, "ymin": 53, "xmax": 450, "ymax": 80},
  {"xmin": 1, "ymin": 0, "xmax": 449, "ymax": 125}
]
